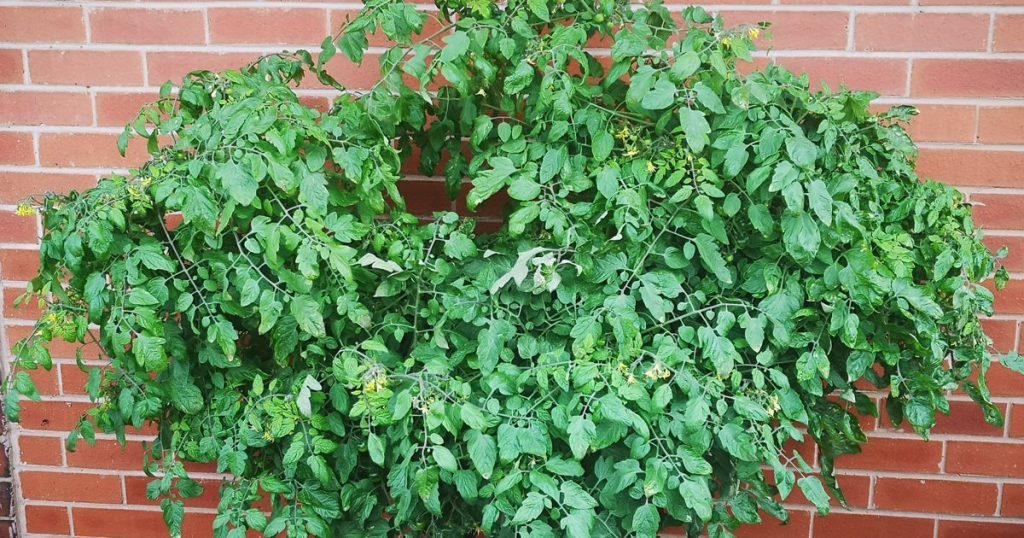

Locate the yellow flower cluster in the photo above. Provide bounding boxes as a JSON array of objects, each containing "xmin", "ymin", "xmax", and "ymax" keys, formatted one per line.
[
  {"xmin": 364, "ymin": 373, "xmax": 389, "ymax": 394},
  {"xmin": 127, "ymin": 178, "xmax": 152, "ymax": 203},
  {"xmin": 15, "ymin": 202, "xmax": 35, "ymax": 217},
  {"xmin": 644, "ymin": 362, "xmax": 672, "ymax": 381},
  {"xmin": 616, "ymin": 362, "xmax": 640, "ymax": 384},
  {"xmin": 767, "ymin": 394, "xmax": 781, "ymax": 416}
]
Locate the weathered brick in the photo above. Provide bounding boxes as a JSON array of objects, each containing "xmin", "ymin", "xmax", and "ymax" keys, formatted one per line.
[
  {"xmin": 90, "ymin": 8, "xmax": 206, "ymax": 45},
  {"xmin": 29, "ymin": 50, "xmax": 144, "ymax": 86},
  {"xmin": 0, "ymin": 7, "xmax": 86, "ymax": 43},
  {"xmin": 912, "ymin": 60, "xmax": 1024, "ymax": 98},
  {"xmin": 855, "ymin": 13, "xmax": 989, "ymax": 52},
  {"xmin": 947, "ymin": 441, "xmax": 1024, "ymax": 478},
  {"xmin": 993, "ymin": 15, "xmax": 1024, "ymax": 52},
  {"xmin": 209, "ymin": 8, "xmax": 327, "ymax": 45},
  {"xmin": 20, "ymin": 471, "xmax": 122, "ymax": 503},
  {"xmin": 0, "ymin": 91, "xmax": 92, "ymax": 125},
  {"xmin": 875, "ymin": 477, "xmax": 999, "ymax": 515}
]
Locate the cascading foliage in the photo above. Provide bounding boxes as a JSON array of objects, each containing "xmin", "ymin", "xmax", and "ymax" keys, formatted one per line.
[{"xmin": 4, "ymin": 0, "xmax": 1018, "ymax": 536}]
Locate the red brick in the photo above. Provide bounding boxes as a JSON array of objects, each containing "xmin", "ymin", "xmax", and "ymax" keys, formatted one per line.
[
  {"xmin": 984, "ymin": 360, "xmax": 1024, "ymax": 398},
  {"xmin": 733, "ymin": 509, "xmax": 811, "ymax": 537},
  {"xmin": 0, "ymin": 7, "xmax": 85, "ymax": 43},
  {"xmin": 901, "ymin": 104, "xmax": 977, "ymax": 144},
  {"xmin": 29, "ymin": 50, "xmax": 144, "ymax": 86},
  {"xmin": 21, "ymin": 367, "xmax": 59, "ymax": 397},
  {"xmin": 947, "ymin": 441, "xmax": 1024, "ymax": 477},
  {"xmin": 0, "ymin": 248, "xmax": 40, "ymax": 281},
  {"xmin": 917, "ymin": 149, "xmax": 1024, "ymax": 189},
  {"xmin": 146, "ymin": 51, "xmax": 255, "ymax": 86},
  {"xmin": 299, "ymin": 95, "xmax": 332, "ymax": 113},
  {"xmin": 73, "ymin": 507, "xmax": 215, "ymax": 538},
  {"xmin": 1001, "ymin": 483, "xmax": 1024, "ymax": 516},
  {"xmin": 18, "ymin": 435, "xmax": 63, "ymax": 466},
  {"xmin": 17, "ymin": 400, "xmax": 95, "ymax": 432},
  {"xmin": 0, "ymin": 50, "xmax": 24, "ymax": 83},
  {"xmin": 0, "ymin": 211, "xmax": 37, "ymax": 243},
  {"xmin": 835, "ymin": 437, "xmax": 942, "ymax": 473},
  {"xmin": 912, "ymin": 60, "xmax": 1024, "ymax": 98},
  {"xmin": 922, "ymin": 0, "xmax": 1024, "ymax": 5},
  {"xmin": 978, "ymin": 107, "xmax": 1024, "ymax": 144},
  {"xmin": 875, "ymin": 477, "xmax": 998, "ymax": 515},
  {"xmin": 95, "ymin": 92, "xmax": 160, "ymax": 127},
  {"xmin": 90, "ymin": 8, "xmax": 205, "ymax": 45},
  {"xmin": 666, "ymin": 0, "xmax": 772, "ymax": 4},
  {"xmin": 0, "ymin": 132, "xmax": 34, "ymax": 166},
  {"xmin": 782, "ymin": 436, "xmax": 818, "ymax": 466},
  {"xmin": 1011, "ymin": 404, "xmax": 1024, "ymax": 438},
  {"xmin": 782, "ymin": 0, "xmax": 908, "ymax": 5},
  {"xmin": 0, "ymin": 91, "xmax": 92, "ymax": 125},
  {"xmin": 855, "ymin": 13, "xmax": 989, "ymax": 52},
  {"xmin": 938, "ymin": 520, "xmax": 1024, "ymax": 538},
  {"xmin": 716, "ymin": 11, "xmax": 850, "ymax": 50},
  {"xmin": 985, "ymin": 236, "xmax": 1024, "ymax": 272},
  {"xmin": 812, "ymin": 513, "xmax": 934, "ymax": 538},
  {"xmin": 399, "ymin": 179, "xmax": 454, "ymax": 217},
  {"xmin": 209, "ymin": 8, "xmax": 326, "ymax": 45},
  {"xmin": 758, "ymin": 56, "xmax": 909, "ymax": 97},
  {"xmin": 0, "ymin": 172, "xmax": 97, "ymax": 204},
  {"xmin": 24, "ymin": 505, "xmax": 71, "ymax": 535},
  {"xmin": 65, "ymin": 439, "xmax": 147, "ymax": 470},
  {"xmin": 991, "ymin": 280, "xmax": 1024, "ymax": 315},
  {"xmin": 0, "ymin": 482, "xmax": 10, "ymax": 517},
  {"xmin": 994, "ymin": 15, "xmax": 1024, "ymax": 52},
  {"xmin": 59, "ymin": 362, "xmax": 91, "ymax": 396},
  {"xmin": 38, "ymin": 132, "xmax": 149, "ymax": 168},
  {"xmin": 20, "ymin": 471, "xmax": 122, "ymax": 503},
  {"xmin": 981, "ymin": 318, "xmax": 1017, "ymax": 355},
  {"xmin": 973, "ymin": 194, "xmax": 1024, "ymax": 230}
]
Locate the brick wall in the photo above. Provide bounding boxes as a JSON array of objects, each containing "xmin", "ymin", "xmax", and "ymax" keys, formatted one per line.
[{"xmin": 0, "ymin": 1, "xmax": 1022, "ymax": 537}]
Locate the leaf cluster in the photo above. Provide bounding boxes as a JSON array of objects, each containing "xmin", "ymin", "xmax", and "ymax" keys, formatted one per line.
[{"xmin": 5, "ymin": 1, "xmax": 1014, "ymax": 537}]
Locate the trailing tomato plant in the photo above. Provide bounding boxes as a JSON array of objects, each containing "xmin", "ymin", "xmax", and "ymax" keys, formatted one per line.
[{"xmin": 4, "ymin": 0, "xmax": 1017, "ymax": 536}]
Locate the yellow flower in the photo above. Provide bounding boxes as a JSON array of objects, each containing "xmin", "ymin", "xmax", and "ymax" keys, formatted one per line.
[
  {"xmin": 646, "ymin": 161, "xmax": 655, "ymax": 173},
  {"xmin": 721, "ymin": 37, "xmax": 732, "ymax": 49},
  {"xmin": 627, "ymin": 373, "xmax": 637, "ymax": 385},
  {"xmin": 748, "ymin": 28, "xmax": 760, "ymax": 40},
  {"xmin": 625, "ymin": 147, "xmax": 639, "ymax": 158},
  {"xmin": 768, "ymin": 394, "xmax": 781, "ymax": 416},
  {"xmin": 15, "ymin": 203, "xmax": 35, "ymax": 217},
  {"xmin": 364, "ymin": 373, "xmax": 389, "ymax": 394}
]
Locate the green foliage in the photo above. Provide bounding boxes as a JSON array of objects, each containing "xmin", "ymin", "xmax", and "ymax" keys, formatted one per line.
[{"xmin": 4, "ymin": 0, "xmax": 1013, "ymax": 536}]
